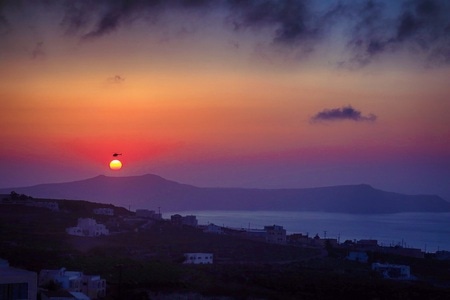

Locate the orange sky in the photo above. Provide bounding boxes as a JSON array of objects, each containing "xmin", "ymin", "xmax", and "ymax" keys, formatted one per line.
[{"xmin": 1, "ymin": 1, "xmax": 449, "ymax": 199}]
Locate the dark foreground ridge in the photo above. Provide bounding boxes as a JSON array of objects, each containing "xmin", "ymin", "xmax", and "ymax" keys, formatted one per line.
[{"xmin": 1, "ymin": 174, "xmax": 449, "ymax": 213}]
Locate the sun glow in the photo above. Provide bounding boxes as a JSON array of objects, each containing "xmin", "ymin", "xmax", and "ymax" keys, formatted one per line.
[{"xmin": 109, "ymin": 159, "xmax": 122, "ymax": 170}]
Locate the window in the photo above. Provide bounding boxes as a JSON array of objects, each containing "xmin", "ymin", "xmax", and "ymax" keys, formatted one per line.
[{"xmin": 0, "ymin": 282, "xmax": 28, "ymax": 299}]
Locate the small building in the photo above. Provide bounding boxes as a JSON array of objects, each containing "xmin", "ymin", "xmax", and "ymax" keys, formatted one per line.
[
  {"xmin": 39, "ymin": 268, "xmax": 83, "ymax": 293},
  {"xmin": 184, "ymin": 253, "xmax": 213, "ymax": 264},
  {"xmin": 288, "ymin": 233, "xmax": 311, "ymax": 246},
  {"xmin": 66, "ymin": 218, "xmax": 109, "ymax": 237},
  {"xmin": 93, "ymin": 208, "xmax": 114, "ymax": 216},
  {"xmin": 347, "ymin": 251, "xmax": 369, "ymax": 263},
  {"xmin": 245, "ymin": 229, "xmax": 267, "ymax": 242},
  {"xmin": 0, "ymin": 259, "xmax": 37, "ymax": 300},
  {"xmin": 311, "ymin": 235, "xmax": 338, "ymax": 248},
  {"xmin": 382, "ymin": 246, "xmax": 424, "ymax": 259},
  {"xmin": 136, "ymin": 209, "xmax": 162, "ymax": 220},
  {"xmin": 39, "ymin": 268, "xmax": 105, "ymax": 299},
  {"xmin": 29, "ymin": 201, "xmax": 59, "ymax": 211},
  {"xmin": 371, "ymin": 263, "xmax": 411, "ymax": 280},
  {"xmin": 171, "ymin": 214, "xmax": 198, "ymax": 227},
  {"xmin": 81, "ymin": 275, "xmax": 106, "ymax": 299},
  {"xmin": 435, "ymin": 250, "xmax": 450, "ymax": 260},
  {"xmin": 264, "ymin": 225, "xmax": 286, "ymax": 244},
  {"xmin": 203, "ymin": 223, "xmax": 224, "ymax": 234},
  {"xmin": 356, "ymin": 239, "xmax": 379, "ymax": 250}
]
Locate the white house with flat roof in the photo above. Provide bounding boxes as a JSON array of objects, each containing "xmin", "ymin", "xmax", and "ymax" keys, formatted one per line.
[
  {"xmin": 184, "ymin": 253, "xmax": 213, "ymax": 264},
  {"xmin": 371, "ymin": 263, "xmax": 412, "ymax": 280},
  {"xmin": 39, "ymin": 268, "xmax": 105, "ymax": 299},
  {"xmin": 66, "ymin": 218, "xmax": 109, "ymax": 237}
]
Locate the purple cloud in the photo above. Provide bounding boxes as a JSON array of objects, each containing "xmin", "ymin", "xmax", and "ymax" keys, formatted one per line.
[{"xmin": 311, "ymin": 105, "xmax": 377, "ymax": 123}]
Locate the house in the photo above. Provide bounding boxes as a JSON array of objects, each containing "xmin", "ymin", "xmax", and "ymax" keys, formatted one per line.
[
  {"xmin": 171, "ymin": 214, "xmax": 198, "ymax": 227},
  {"xmin": 203, "ymin": 223, "xmax": 224, "ymax": 234},
  {"xmin": 371, "ymin": 263, "xmax": 412, "ymax": 280},
  {"xmin": 310, "ymin": 235, "xmax": 338, "ymax": 248},
  {"xmin": 435, "ymin": 250, "xmax": 450, "ymax": 260},
  {"xmin": 66, "ymin": 218, "xmax": 109, "ymax": 237},
  {"xmin": 0, "ymin": 259, "xmax": 37, "ymax": 300},
  {"xmin": 93, "ymin": 208, "xmax": 114, "ymax": 216},
  {"xmin": 245, "ymin": 229, "xmax": 267, "ymax": 242},
  {"xmin": 28, "ymin": 201, "xmax": 59, "ymax": 211},
  {"xmin": 136, "ymin": 209, "xmax": 162, "ymax": 220},
  {"xmin": 39, "ymin": 268, "xmax": 83, "ymax": 293},
  {"xmin": 264, "ymin": 225, "xmax": 286, "ymax": 244},
  {"xmin": 81, "ymin": 275, "xmax": 106, "ymax": 299},
  {"xmin": 287, "ymin": 233, "xmax": 311, "ymax": 246},
  {"xmin": 382, "ymin": 246, "xmax": 424, "ymax": 258},
  {"xmin": 346, "ymin": 251, "xmax": 369, "ymax": 263},
  {"xmin": 184, "ymin": 253, "xmax": 213, "ymax": 264},
  {"xmin": 356, "ymin": 239, "xmax": 379, "ymax": 250},
  {"xmin": 39, "ymin": 268, "xmax": 105, "ymax": 299}
]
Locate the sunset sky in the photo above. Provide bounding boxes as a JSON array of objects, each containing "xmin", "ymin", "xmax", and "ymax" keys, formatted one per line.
[{"xmin": 1, "ymin": 0, "xmax": 449, "ymax": 200}]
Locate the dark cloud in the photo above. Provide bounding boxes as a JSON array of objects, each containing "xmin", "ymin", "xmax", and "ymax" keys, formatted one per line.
[
  {"xmin": 0, "ymin": 0, "xmax": 11, "ymax": 34},
  {"xmin": 31, "ymin": 41, "xmax": 45, "ymax": 59},
  {"xmin": 311, "ymin": 106, "xmax": 377, "ymax": 123},
  {"xmin": 2, "ymin": 0, "xmax": 450, "ymax": 66},
  {"xmin": 107, "ymin": 75, "xmax": 125, "ymax": 84},
  {"xmin": 347, "ymin": 0, "xmax": 450, "ymax": 67},
  {"xmin": 227, "ymin": 0, "xmax": 318, "ymax": 45}
]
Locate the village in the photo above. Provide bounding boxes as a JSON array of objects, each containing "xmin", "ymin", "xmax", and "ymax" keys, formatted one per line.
[{"xmin": 1, "ymin": 194, "xmax": 450, "ymax": 299}]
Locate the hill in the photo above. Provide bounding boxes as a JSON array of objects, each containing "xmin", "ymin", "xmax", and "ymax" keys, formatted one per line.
[{"xmin": 1, "ymin": 174, "xmax": 449, "ymax": 213}]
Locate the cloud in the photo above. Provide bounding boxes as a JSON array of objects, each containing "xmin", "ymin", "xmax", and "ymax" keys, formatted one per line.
[
  {"xmin": 31, "ymin": 41, "xmax": 45, "ymax": 59},
  {"xmin": 346, "ymin": 0, "xmax": 450, "ymax": 67},
  {"xmin": 311, "ymin": 106, "xmax": 377, "ymax": 123},
  {"xmin": 226, "ymin": 1, "xmax": 318, "ymax": 44},
  {"xmin": 3, "ymin": 0, "xmax": 450, "ymax": 66},
  {"xmin": 107, "ymin": 75, "xmax": 125, "ymax": 84}
]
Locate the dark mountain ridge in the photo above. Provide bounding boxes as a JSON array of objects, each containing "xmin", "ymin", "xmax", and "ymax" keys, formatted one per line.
[{"xmin": 1, "ymin": 174, "xmax": 449, "ymax": 214}]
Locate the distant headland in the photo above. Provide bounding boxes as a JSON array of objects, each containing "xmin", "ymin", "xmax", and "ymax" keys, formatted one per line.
[{"xmin": 1, "ymin": 174, "xmax": 449, "ymax": 214}]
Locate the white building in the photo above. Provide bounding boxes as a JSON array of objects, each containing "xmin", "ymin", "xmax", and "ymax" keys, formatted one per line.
[
  {"xmin": 371, "ymin": 263, "xmax": 411, "ymax": 280},
  {"xmin": 93, "ymin": 208, "xmax": 114, "ymax": 216},
  {"xmin": 39, "ymin": 268, "xmax": 82, "ymax": 293},
  {"xmin": 203, "ymin": 223, "xmax": 224, "ymax": 234},
  {"xmin": 264, "ymin": 225, "xmax": 286, "ymax": 244},
  {"xmin": 184, "ymin": 253, "xmax": 213, "ymax": 264},
  {"xmin": 82, "ymin": 275, "xmax": 106, "ymax": 299},
  {"xmin": 0, "ymin": 259, "xmax": 37, "ymax": 300},
  {"xmin": 347, "ymin": 251, "xmax": 369, "ymax": 263},
  {"xmin": 39, "ymin": 268, "xmax": 106, "ymax": 299},
  {"xmin": 66, "ymin": 218, "xmax": 109, "ymax": 237}
]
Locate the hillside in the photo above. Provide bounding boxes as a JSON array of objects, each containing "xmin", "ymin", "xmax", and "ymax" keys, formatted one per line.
[
  {"xmin": 1, "ymin": 174, "xmax": 449, "ymax": 213},
  {"xmin": 1, "ymin": 200, "xmax": 450, "ymax": 299}
]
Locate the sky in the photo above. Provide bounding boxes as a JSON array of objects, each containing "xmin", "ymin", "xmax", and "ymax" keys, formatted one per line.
[{"xmin": 1, "ymin": 0, "xmax": 449, "ymax": 200}]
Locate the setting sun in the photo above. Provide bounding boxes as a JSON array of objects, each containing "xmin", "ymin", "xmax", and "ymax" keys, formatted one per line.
[{"xmin": 109, "ymin": 159, "xmax": 122, "ymax": 170}]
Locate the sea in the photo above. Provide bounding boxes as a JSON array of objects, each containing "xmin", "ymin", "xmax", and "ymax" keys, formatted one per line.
[{"xmin": 163, "ymin": 211, "xmax": 450, "ymax": 253}]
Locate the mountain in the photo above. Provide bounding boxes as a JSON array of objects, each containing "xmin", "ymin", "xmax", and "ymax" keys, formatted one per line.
[{"xmin": 1, "ymin": 174, "xmax": 449, "ymax": 214}]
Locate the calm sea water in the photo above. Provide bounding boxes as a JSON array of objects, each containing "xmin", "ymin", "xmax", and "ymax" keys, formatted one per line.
[{"xmin": 164, "ymin": 211, "xmax": 450, "ymax": 253}]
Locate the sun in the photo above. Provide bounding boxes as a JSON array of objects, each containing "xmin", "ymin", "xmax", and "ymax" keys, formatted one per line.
[{"xmin": 109, "ymin": 159, "xmax": 122, "ymax": 170}]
